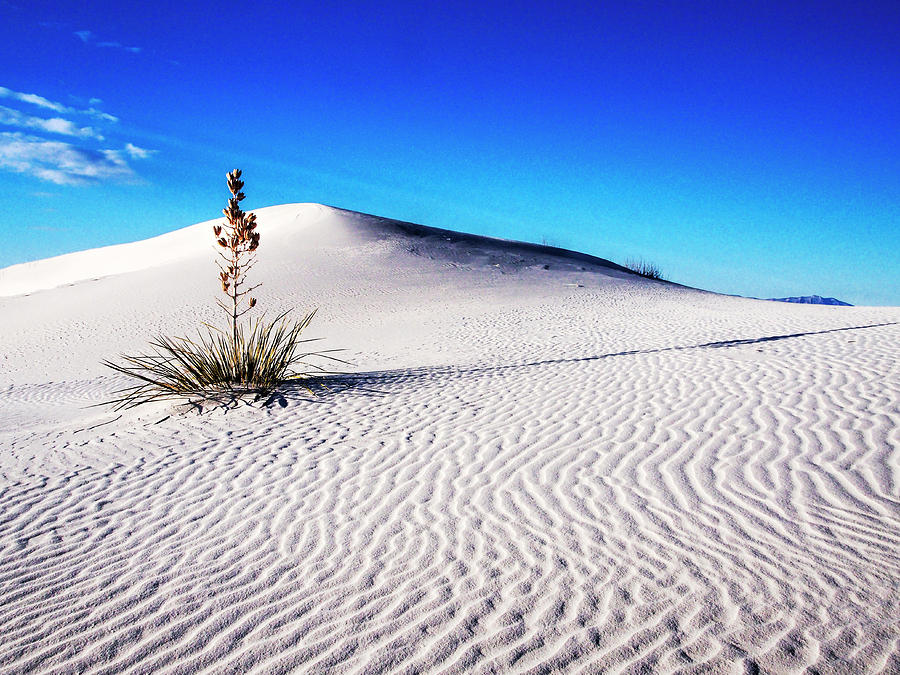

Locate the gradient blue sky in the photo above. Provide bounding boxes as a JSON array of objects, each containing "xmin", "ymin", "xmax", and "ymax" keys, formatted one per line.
[{"xmin": 1, "ymin": 1, "xmax": 898, "ymax": 304}]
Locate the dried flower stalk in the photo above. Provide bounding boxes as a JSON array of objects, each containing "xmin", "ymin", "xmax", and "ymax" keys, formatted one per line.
[{"xmin": 215, "ymin": 169, "xmax": 260, "ymax": 345}]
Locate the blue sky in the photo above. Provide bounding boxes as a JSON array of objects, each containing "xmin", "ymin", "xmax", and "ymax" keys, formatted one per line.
[{"xmin": 1, "ymin": 1, "xmax": 898, "ymax": 305}]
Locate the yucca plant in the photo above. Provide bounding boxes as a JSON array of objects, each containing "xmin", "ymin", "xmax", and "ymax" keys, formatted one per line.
[
  {"xmin": 102, "ymin": 311, "xmax": 340, "ymax": 409},
  {"xmin": 103, "ymin": 170, "xmax": 341, "ymax": 409}
]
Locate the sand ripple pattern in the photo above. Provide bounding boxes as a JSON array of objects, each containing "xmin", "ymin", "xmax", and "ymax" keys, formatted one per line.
[{"xmin": 1, "ymin": 320, "xmax": 899, "ymax": 673}]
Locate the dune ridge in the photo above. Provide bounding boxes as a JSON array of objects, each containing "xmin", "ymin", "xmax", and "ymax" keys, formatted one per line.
[{"xmin": 1, "ymin": 205, "xmax": 898, "ymax": 672}]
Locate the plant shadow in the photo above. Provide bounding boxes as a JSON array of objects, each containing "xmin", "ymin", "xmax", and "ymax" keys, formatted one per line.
[{"xmin": 263, "ymin": 320, "xmax": 898, "ymax": 408}]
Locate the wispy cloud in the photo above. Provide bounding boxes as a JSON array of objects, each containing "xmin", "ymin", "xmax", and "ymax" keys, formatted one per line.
[
  {"xmin": 74, "ymin": 29, "xmax": 141, "ymax": 54},
  {"xmin": 0, "ymin": 105, "xmax": 104, "ymax": 140},
  {"xmin": 99, "ymin": 42, "xmax": 142, "ymax": 54},
  {"xmin": 0, "ymin": 86, "xmax": 118, "ymax": 123},
  {"xmin": 87, "ymin": 108, "xmax": 118, "ymax": 123},
  {"xmin": 0, "ymin": 86, "xmax": 68, "ymax": 114},
  {"xmin": 124, "ymin": 143, "xmax": 156, "ymax": 159},
  {"xmin": 0, "ymin": 132, "xmax": 152, "ymax": 185},
  {"xmin": 0, "ymin": 86, "xmax": 154, "ymax": 185}
]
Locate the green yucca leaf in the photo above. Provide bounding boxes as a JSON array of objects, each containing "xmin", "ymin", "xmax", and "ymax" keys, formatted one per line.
[{"xmin": 102, "ymin": 310, "xmax": 345, "ymax": 409}]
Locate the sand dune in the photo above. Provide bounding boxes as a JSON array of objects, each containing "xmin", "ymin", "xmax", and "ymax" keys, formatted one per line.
[{"xmin": 1, "ymin": 205, "xmax": 898, "ymax": 672}]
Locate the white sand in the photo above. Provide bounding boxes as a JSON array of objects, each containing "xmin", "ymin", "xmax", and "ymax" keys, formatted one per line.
[{"xmin": 1, "ymin": 204, "xmax": 898, "ymax": 673}]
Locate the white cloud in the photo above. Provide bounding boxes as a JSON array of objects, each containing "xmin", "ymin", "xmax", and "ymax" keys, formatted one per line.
[
  {"xmin": 0, "ymin": 86, "xmax": 68, "ymax": 113},
  {"xmin": 124, "ymin": 143, "xmax": 156, "ymax": 159},
  {"xmin": 41, "ymin": 117, "xmax": 103, "ymax": 139},
  {"xmin": 103, "ymin": 44, "xmax": 141, "ymax": 54},
  {"xmin": 0, "ymin": 86, "xmax": 118, "ymax": 122},
  {"xmin": 0, "ymin": 132, "xmax": 136, "ymax": 185},
  {"xmin": 74, "ymin": 30, "xmax": 141, "ymax": 54},
  {"xmin": 0, "ymin": 89, "xmax": 153, "ymax": 185},
  {"xmin": 86, "ymin": 108, "xmax": 118, "ymax": 123},
  {"xmin": 0, "ymin": 105, "xmax": 104, "ymax": 140}
]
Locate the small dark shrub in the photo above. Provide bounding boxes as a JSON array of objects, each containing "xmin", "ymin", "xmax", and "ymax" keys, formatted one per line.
[{"xmin": 624, "ymin": 258, "xmax": 665, "ymax": 281}]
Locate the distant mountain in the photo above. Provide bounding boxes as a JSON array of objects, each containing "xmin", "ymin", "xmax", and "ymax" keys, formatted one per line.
[{"xmin": 768, "ymin": 295, "xmax": 853, "ymax": 306}]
